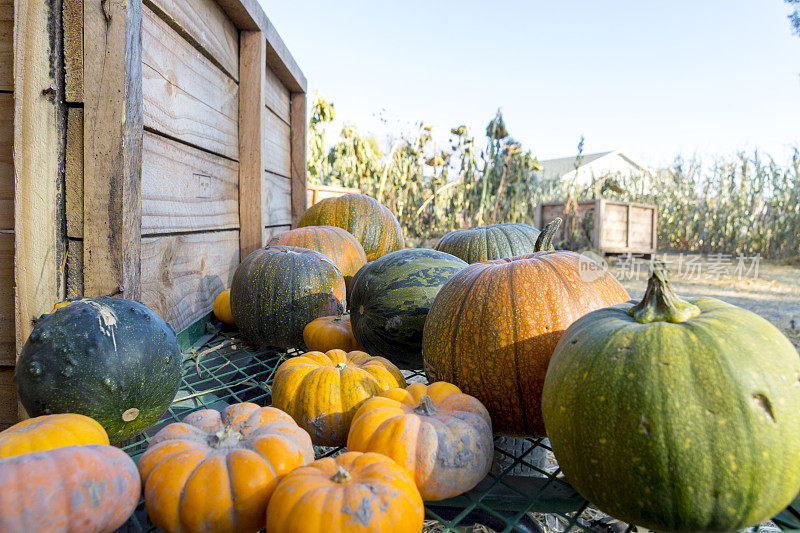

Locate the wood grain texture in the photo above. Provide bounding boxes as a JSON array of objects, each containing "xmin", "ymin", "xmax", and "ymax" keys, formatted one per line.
[
  {"xmin": 142, "ymin": 131, "xmax": 239, "ymax": 235},
  {"xmin": 84, "ymin": 0, "xmax": 143, "ymax": 299},
  {"xmin": 0, "ymin": 92, "xmax": 11, "ymax": 230},
  {"xmin": 63, "ymin": 0, "xmax": 83, "ymax": 102},
  {"xmin": 0, "ymin": 0, "xmax": 11, "ymax": 91},
  {"xmin": 141, "ymin": 230, "xmax": 239, "ymax": 332},
  {"xmin": 144, "ymin": 0, "xmax": 238, "ymax": 81},
  {"xmin": 290, "ymin": 92, "xmax": 307, "ymax": 227},
  {"xmin": 263, "ymin": 224, "xmax": 290, "ymax": 244},
  {"xmin": 264, "ymin": 65, "xmax": 289, "ymax": 123},
  {"xmin": 66, "ymin": 238, "xmax": 83, "ymax": 299},
  {"xmin": 142, "ymin": 5, "xmax": 238, "ymax": 160},
  {"xmin": 238, "ymin": 30, "xmax": 265, "ymax": 258},
  {"xmin": 65, "ymin": 107, "xmax": 83, "ymax": 238},
  {"xmin": 0, "ymin": 367, "xmax": 15, "ymax": 429},
  {"xmin": 263, "ymin": 171, "xmax": 290, "ymax": 226},
  {"xmin": 0, "ymin": 233, "xmax": 14, "ymax": 365},
  {"xmin": 265, "ymin": 107, "xmax": 290, "ymax": 178}
]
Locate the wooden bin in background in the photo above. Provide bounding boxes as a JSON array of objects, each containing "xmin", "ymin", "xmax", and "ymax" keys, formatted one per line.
[
  {"xmin": 1, "ymin": 0, "xmax": 307, "ymax": 427},
  {"xmin": 306, "ymin": 183, "xmax": 360, "ymax": 208}
]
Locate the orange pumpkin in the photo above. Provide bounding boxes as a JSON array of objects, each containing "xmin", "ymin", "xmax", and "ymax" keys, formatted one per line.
[
  {"xmin": 302, "ymin": 314, "xmax": 360, "ymax": 352},
  {"xmin": 0, "ymin": 444, "xmax": 140, "ymax": 532},
  {"xmin": 0, "ymin": 413, "xmax": 109, "ymax": 459},
  {"xmin": 139, "ymin": 402, "xmax": 314, "ymax": 533},
  {"xmin": 267, "ymin": 225, "xmax": 367, "ymax": 291},
  {"xmin": 347, "ymin": 381, "xmax": 493, "ymax": 501},
  {"xmin": 212, "ymin": 288, "xmax": 235, "ymax": 325},
  {"xmin": 272, "ymin": 349, "xmax": 406, "ymax": 446},
  {"xmin": 422, "ymin": 219, "xmax": 630, "ymax": 436},
  {"xmin": 266, "ymin": 451, "xmax": 424, "ymax": 533}
]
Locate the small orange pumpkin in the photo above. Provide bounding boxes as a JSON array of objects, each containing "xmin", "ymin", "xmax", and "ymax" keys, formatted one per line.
[
  {"xmin": 0, "ymin": 413, "xmax": 109, "ymax": 459},
  {"xmin": 139, "ymin": 402, "xmax": 314, "ymax": 533},
  {"xmin": 212, "ymin": 288, "xmax": 235, "ymax": 325},
  {"xmin": 302, "ymin": 314, "xmax": 360, "ymax": 352},
  {"xmin": 266, "ymin": 451, "xmax": 424, "ymax": 533},
  {"xmin": 272, "ymin": 349, "xmax": 406, "ymax": 446},
  {"xmin": 348, "ymin": 381, "xmax": 493, "ymax": 500}
]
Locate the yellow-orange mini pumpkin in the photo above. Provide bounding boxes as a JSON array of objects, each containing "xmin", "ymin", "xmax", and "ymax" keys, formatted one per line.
[
  {"xmin": 302, "ymin": 314, "xmax": 360, "ymax": 352},
  {"xmin": 272, "ymin": 349, "xmax": 406, "ymax": 446},
  {"xmin": 0, "ymin": 413, "xmax": 109, "ymax": 459},
  {"xmin": 266, "ymin": 451, "xmax": 424, "ymax": 533},
  {"xmin": 139, "ymin": 402, "xmax": 314, "ymax": 533},
  {"xmin": 212, "ymin": 288, "xmax": 235, "ymax": 325},
  {"xmin": 348, "ymin": 381, "xmax": 493, "ymax": 500}
]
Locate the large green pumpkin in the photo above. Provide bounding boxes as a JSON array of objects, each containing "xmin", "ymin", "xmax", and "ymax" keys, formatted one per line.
[
  {"xmin": 231, "ymin": 246, "xmax": 346, "ymax": 348},
  {"xmin": 434, "ymin": 223, "xmax": 541, "ymax": 263},
  {"xmin": 298, "ymin": 194, "xmax": 404, "ymax": 261},
  {"xmin": 349, "ymin": 249, "xmax": 467, "ymax": 368},
  {"xmin": 542, "ymin": 266, "xmax": 800, "ymax": 532},
  {"xmin": 14, "ymin": 297, "xmax": 182, "ymax": 444}
]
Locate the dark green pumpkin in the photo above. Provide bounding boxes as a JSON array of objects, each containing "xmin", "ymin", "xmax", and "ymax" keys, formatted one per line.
[
  {"xmin": 231, "ymin": 245, "xmax": 346, "ymax": 348},
  {"xmin": 14, "ymin": 297, "xmax": 182, "ymax": 445},
  {"xmin": 349, "ymin": 249, "xmax": 467, "ymax": 368},
  {"xmin": 542, "ymin": 267, "xmax": 800, "ymax": 532},
  {"xmin": 434, "ymin": 223, "xmax": 541, "ymax": 263}
]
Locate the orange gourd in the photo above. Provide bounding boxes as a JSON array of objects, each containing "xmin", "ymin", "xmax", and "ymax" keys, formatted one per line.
[
  {"xmin": 139, "ymin": 402, "xmax": 314, "ymax": 533},
  {"xmin": 347, "ymin": 381, "xmax": 493, "ymax": 501},
  {"xmin": 272, "ymin": 349, "xmax": 406, "ymax": 446},
  {"xmin": 0, "ymin": 413, "xmax": 109, "ymax": 459},
  {"xmin": 0, "ymin": 444, "xmax": 140, "ymax": 533},
  {"xmin": 212, "ymin": 288, "xmax": 235, "ymax": 325},
  {"xmin": 266, "ymin": 451, "xmax": 424, "ymax": 533},
  {"xmin": 302, "ymin": 314, "xmax": 360, "ymax": 352}
]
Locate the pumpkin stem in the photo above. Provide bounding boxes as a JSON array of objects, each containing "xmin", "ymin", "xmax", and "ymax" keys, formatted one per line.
[
  {"xmin": 211, "ymin": 425, "xmax": 242, "ymax": 448},
  {"xmin": 628, "ymin": 263, "xmax": 701, "ymax": 324},
  {"xmin": 330, "ymin": 466, "xmax": 352, "ymax": 483},
  {"xmin": 533, "ymin": 218, "xmax": 562, "ymax": 252},
  {"xmin": 335, "ymin": 362, "xmax": 347, "ymax": 370},
  {"xmin": 413, "ymin": 395, "xmax": 438, "ymax": 416}
]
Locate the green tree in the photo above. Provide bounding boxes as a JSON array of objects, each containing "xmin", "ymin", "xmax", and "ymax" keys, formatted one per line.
[{"xmin": 788, "ymin": 0, "xmax": 800, "ymax": 36}]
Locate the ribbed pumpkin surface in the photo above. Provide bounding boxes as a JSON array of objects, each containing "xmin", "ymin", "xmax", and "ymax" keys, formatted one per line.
[
  {"xmin": 298, "ymin": 193, "xmax": 404, "ymax": 261},
  {"xmin": 422, "ymin": 251, "xmax": 629, "ymax": 436},
  {"xmin": 267, "ymin": 225, "xmax": 367, "ymax": 292},
  {"xmin": 350, "ymin": 249, "xmax": 467, "ymax": 368},
  {"xmin": 434, "ymin": 223, "xmax": 541, "ymax": 263},
  {"xmin": 231, "ymin": 246, "xmax": 346, "ymax": 348},
  {"xmin": 0, "ymin": 414, "xmax": 109, "ymax": 459}
]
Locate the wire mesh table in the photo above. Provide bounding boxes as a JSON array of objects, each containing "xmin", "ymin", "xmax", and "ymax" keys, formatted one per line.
[{"xmin": 118, "ymin": 320, "xmax": 800, "ymax": 533}]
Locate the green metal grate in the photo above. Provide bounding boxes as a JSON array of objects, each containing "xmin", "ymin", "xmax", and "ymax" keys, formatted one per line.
[{"xmin": 119, "ymin": 321, "xmax": 799, "ymax": 533}]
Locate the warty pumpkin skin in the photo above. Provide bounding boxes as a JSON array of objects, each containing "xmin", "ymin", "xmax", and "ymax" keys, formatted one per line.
[
  {"xmin": 542, "ymin": 267, "xmax": 800, "ymax": 532},
  {"xmin": 298, "ymin": 193, "xmax": 404, "ymax": 261},
  {"xmin": 0, "ymin": 413, "xmax": 109, "ymax": 459},
  {"xmin": 266, "ymin": 451, "xmax": 424, "ymax": 533},
  {"xmin": 272, "ymin": 349, "xmax": 406, "ymax": 446},
  {"xmin": 267, "ymin": 225, "xmax": 367, "ymax": 292},
  {"xmin": 434, "ymin": 222, "xmax": 541, "ymax": 263},
  {"xmin": 347, "ymin": 381, "xmax": 493, "ymax": 501},
  {"xmin": 0, "ymin": 444, "xmax": 140, "ymax": 533},
  {"xmin": 230, "ymin": 245, "xmax": 346, "ymax": 348},
  {"xmin": 422, "ymin": 219, "xmax": 629, "ymax": 436},
  {"xmin": 302, "ymin": 314, "xmax": 360, "ymax": 352},
  {"xmin": 139, "ymin": 402, "xmax": 314, "ymax": 533}
]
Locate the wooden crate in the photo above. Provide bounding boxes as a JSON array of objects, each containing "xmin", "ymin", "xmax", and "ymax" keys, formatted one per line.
[
  {"xmin": 306, "ymin": 184, "xmax": 360, "ymax": 207},
  {"xmin": 536, "ymin": 199, "xmax": 657, "ymax": 256},
  {"xmin": 1, "ymin": 0, "xmax": 307, "ymax": 427}
]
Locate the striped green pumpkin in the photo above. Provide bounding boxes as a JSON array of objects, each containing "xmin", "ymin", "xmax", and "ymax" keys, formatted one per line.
[
  {"xmin": 434, "ymin": 223, "xmax": 541, "ymax": 264},
  {"xmin": 349, "ymin": 249, "xmax": 467, "ymax": 368}
]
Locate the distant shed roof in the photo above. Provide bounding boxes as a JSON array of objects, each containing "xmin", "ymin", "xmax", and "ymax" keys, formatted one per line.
[{"xmin": 539, "ymin": 151, "xmax": 613, "ymax": 179}]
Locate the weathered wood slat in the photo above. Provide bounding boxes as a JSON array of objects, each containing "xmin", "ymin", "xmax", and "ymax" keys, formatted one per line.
[
  {"xmin": 0, "ymin": 367, "xmax": 15, "ymax": 429},
  {"xmin": 0, "ymin": 92, "xmax": 11, "ymax": 230},
  {"xmin": 265, "ymin": 107, "xmax": 290, "ymax": 178},
  {"xmin": 0, "ymin": 233, "xmax": 14, "ymax": 366},
  {"xmin": 0, "ymin": 0, "xmax": 11, "ymax": 92},
  {"xmin": 141, "ymin": 230, "xmax": 239, "ymax": 332},
  {"xmin": 65, "ymin": 107, "xmax": 83, "ymax": 238},
  {"xmin": 144, "ymin": 0, "xmax": 239, "ymax": 82},
  {"xmin": 263, "ymin": 224, "xmax": 290, "ymax": 244},
  {"xmin": 63, "ymin": 0, "xmax": 83, "ymax": 102},
  {"xmin": 142, "ymin": 131, "xmax": 239, "ymax": 235},
  {"xmin": 264, "ymin": 65, "xmax": 289, "ymax": 123},
  {"xmin": 142, "ymin": 6, "xmax": 238, "ymax": 160},
  {"xmin": 263, "ymin": 171, "xmax": 291, "ymax": 226}
]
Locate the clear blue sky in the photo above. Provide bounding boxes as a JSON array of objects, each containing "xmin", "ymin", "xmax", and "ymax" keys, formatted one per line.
[{"xmin": 258, "ymin": 1, "xmax": 800, "ymax": 167}]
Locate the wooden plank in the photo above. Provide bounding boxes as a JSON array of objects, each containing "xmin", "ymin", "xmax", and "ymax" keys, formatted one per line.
[
  {"xmin": 238, "ymin": 30, "xmax": 265, "ymax": 258},
  {"xmin": 593, "ymin": 199, "xmax": 603, "ymax": 250},
  {"xmin": 290, "ymin": 92, "xmax": 306, "ymax": 227},
  {"xmin": 0, "ymin": 234, "xmax": 14, "ymax": 365},
  {"xmin": 144, "ymin": 0, "xmax": 239, "ymax": 82},
  {"xmin": 264, "ymin": 65, "xmax": 289, "ymax": 123},
  {"xmin": 0, "ymin": 0, "xmax": 11, "ymax": 91},
  {"xmin": 142, "ymin": 131, "xmax": 239, "ymax": 234},
  {"xmin": 265, "ymin": 108, "xmax": 290, "ymax": 178},
  {"xmin": 625, "ymin": 204, "xmax": 632, "ymax": 249},
  {"xmin": 263, "ymin": 224, "xmax": 290, "ymax": 244},
  {"xmin": 142, "ymin": 5, "xmax": 238, "ymax": 160},
  {"xmin": 65, "ymin": 238, "xmax": 83, "ymax": 299},
  {"xmin": 306, "ymin": 184, "xmax": 358, "ymax": 208},
  {"xmin": 0, "ymin": 92, "xmax": 11, "ymax": 230},
  {"xmin": 263, "ymin": 171, "xmax": 291, "ymax": 226},
  {"xmin": 65, "ymin": 107, "xmax": 83, "ymax": 238},
  {"xmin": 0, "ymin": 368, "xmax": 15, "ymax": 429},
  {"xmin": 63, "ymin": 0, "xmax": 83, "ymax": 102},
  {"xmin": 141, "ymin": 230, "xmax": 239, "ymax": 332},
  {"xmin": 84, "ymin": 0, "xmax": 143, "ymax": 299}
]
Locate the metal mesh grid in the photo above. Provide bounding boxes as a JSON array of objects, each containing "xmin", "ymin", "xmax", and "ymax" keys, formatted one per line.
[{"xmin": 119, "ymin": 324, "xmax": 800, "ymax": 533}]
